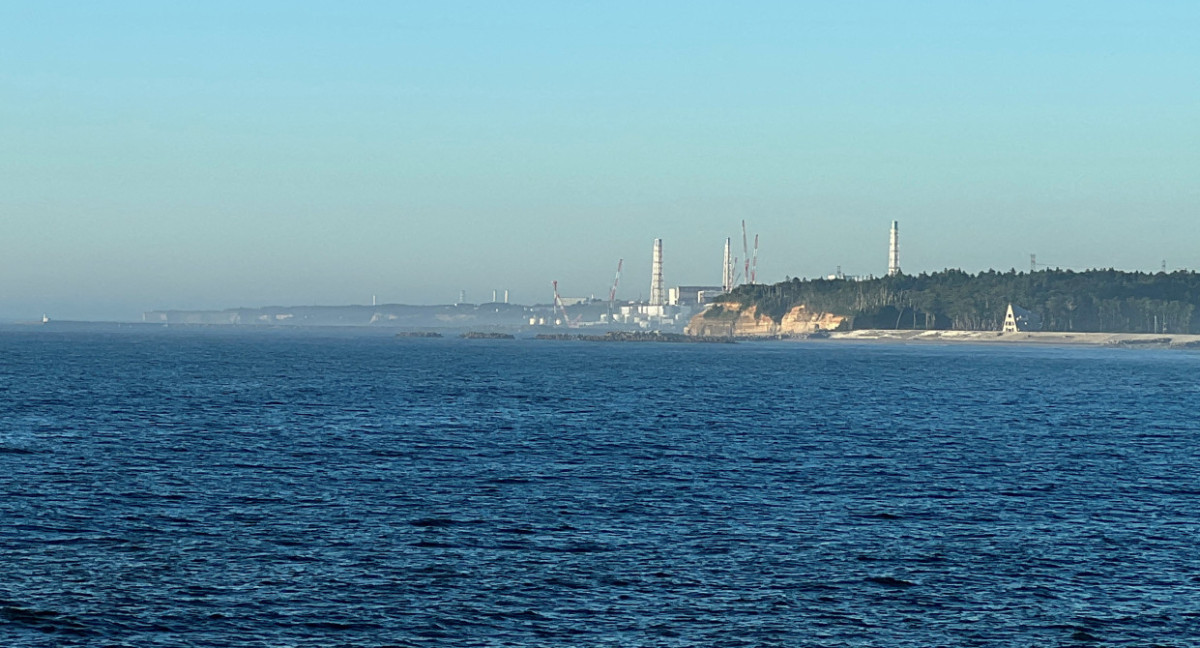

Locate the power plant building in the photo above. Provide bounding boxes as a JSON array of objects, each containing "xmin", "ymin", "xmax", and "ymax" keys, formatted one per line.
[{"xmin": 668, "ymin": 286, "xmax": 725, "ymax": 308}]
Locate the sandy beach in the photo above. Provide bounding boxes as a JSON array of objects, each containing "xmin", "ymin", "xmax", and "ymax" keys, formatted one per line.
[{"xmin": 829, "ymin": 329, "xmax": 1200, "ymax": 349}]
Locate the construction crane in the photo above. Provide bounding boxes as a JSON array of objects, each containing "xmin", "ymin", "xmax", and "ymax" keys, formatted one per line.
[
  {"xmin": 750, "ymin": 234, "xmax": 759, "ymax": 285},
  {"xmin": 552, "ymin": 280, "xmax": 579, "ymax": 328},
  {"xmin": 607, "ymin": 259, "xmax": 623, "ymax": 312}
]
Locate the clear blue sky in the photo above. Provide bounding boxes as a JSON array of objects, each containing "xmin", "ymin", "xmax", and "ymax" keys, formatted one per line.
[{"xmin": 3, "ymin": 1, "xmax": 1198, "ymax": 320}]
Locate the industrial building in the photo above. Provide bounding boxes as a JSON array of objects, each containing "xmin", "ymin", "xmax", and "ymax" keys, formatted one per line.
[
  {"xmin": 668, "ymin": 286, "xmax": 725, "ymax": 307},
  {"xmin": 546, "ymin": 225, "xmax": 768, "ymax": 331}
]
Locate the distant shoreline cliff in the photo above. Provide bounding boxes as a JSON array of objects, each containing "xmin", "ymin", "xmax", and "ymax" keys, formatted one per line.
[
  {"xmin": 688, "ymin": 269, "xmax": 1200, "ymax": 337},
  {"xmin": 684, "ymin": 303, "xmax": 844, "ymax": 338}
]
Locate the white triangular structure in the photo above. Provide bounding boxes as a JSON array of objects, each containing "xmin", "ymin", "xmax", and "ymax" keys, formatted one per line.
[{"xmin": 1002, "ymin": 303, "xmax": 1042, "ymax": 333}]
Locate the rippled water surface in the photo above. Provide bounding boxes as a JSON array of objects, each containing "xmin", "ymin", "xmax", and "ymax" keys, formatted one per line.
[{"xmin": 3, "ymin": 326, "xmax": 1200, "ymax": 646}]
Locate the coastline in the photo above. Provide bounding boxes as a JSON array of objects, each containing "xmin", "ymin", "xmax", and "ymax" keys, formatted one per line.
[{"xmin": 827, "ymin": 329, "xmax": 1200, "ymax": 349}]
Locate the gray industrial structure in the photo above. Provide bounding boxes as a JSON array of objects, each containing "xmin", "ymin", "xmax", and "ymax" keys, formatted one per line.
[
  {"xmin": 722, "ymin": 238, "xmax": 734, "ymax": 292},
  {"xmin": 649, "ymin": 238, "xmax": 665, "ymax": 307},
  {"xmin": 888, "ymin": 220, "xmax": 901, "ymax": 277},
  {"xmin": 668, "ymin": 286, "xmax": 725, "ymax": 307}
]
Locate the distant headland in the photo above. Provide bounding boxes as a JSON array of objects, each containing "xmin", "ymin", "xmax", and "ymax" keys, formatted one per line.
[
  {"xmin": 140, "ymin": 269, "xmax": 1200, "ymax": 346},
  {"xmin": 686, "ymin": 268, "xmax": 1200, "ymax": 338}
]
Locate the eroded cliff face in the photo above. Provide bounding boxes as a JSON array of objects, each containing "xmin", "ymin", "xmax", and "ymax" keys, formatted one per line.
[{"xmin": 684, "ymin": 302, "xmax": 847, "ymax": 338}]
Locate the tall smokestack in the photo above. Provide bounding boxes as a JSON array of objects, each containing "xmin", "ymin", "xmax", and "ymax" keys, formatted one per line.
[
  {"xmin": 650, "ymin": 238, "xmax": 665, "ymax": 306},
  {"xmin": 722, "ymin": 237, "xmax": 733, "ymax": 292},
  {"xmin": 888, "ymin": 220, "xmax": 901, "ymax": 277}
]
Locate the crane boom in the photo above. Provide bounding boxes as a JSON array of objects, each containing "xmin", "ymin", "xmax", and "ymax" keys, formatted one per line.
[
  {"xmin": 608, "ymin": 258, "xmax": 623, "ymax": 305},
  {"xmin": 552, "ymin": 280, "xmax": 581, "ymax": 328},
  {"xmin": 552, "ymin": 280, "xmax": 570, "ymax": 327}
]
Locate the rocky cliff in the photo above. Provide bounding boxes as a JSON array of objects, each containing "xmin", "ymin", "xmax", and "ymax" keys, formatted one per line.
[{"xmin": 684, "ymin": 303, "xmax": 847, "ymax": 338}]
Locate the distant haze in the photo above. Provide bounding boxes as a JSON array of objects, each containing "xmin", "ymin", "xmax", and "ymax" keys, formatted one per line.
[{"xmin": 3, "ymin": 2, "xmax": 1198, "ymax": 321}]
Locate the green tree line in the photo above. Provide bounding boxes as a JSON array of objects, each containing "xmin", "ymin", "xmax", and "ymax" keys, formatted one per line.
[{"xmin": 713, "ymin": 269, "xmax": 1200, "ymax": 333}]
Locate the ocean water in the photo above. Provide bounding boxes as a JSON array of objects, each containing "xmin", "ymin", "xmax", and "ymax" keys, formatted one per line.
[{"xmin": 2, "ymin": 326, "xmax": 1200, "ymax": 647}]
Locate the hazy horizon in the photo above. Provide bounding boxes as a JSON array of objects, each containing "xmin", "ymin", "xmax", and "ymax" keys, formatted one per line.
[{"xmin": 4, "ymin": 2, "xmax": 1198, "ymax": 321}]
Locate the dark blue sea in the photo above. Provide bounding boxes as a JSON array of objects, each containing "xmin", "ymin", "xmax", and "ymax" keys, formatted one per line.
[{"xmin": 3, "ymin": 326, "xmax": 1200, "ymax": 647}]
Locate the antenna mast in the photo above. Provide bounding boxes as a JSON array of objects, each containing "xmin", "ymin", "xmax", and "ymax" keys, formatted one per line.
[{"xmin": 887, "ymin": 220, "xmax": 901, "ymax": 276}]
